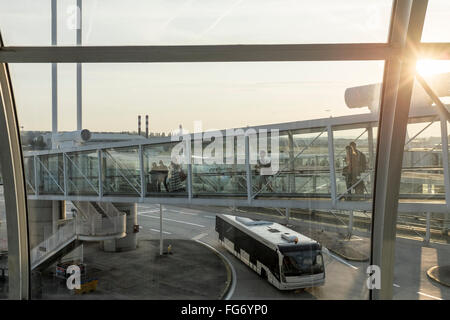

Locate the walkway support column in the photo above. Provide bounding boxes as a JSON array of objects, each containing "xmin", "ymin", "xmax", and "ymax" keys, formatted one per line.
[{"xmin": 160, "ymin": 204, "xmax": 163, "ymax": 256}]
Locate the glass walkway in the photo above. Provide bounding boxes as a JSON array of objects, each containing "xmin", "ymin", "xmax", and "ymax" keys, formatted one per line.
[{"xmin": 22, "ymin": 107, "xmax": 448, "ymax": 217}]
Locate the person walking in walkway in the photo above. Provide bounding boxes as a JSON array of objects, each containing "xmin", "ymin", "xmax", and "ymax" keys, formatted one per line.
[
  {"xmin": 156, "ymin": 160, "xmax": 169, "ymax": 192},
  {"xmin": 349, "ymin": 142, "xmax": 367, "ymax": 195},
  {"xmin": 167, "ymin": 161, "xmax": 185, "ymax": 192},
  {"xmin": 343, "ymin": 145, "xmax": 353, "ymax": 195},
  {"xmin": 256, "ymin": 150, "xmax": 274, "ymax": 193}
]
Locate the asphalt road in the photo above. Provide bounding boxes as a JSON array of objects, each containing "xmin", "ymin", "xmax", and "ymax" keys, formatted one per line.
[
  {"xmin": 134, "ymin": 203, "xmax": 450, "ymax": 300},
  {"xmin": 0, "ymin": 188, "xmax": 449, "ymax": 300}
]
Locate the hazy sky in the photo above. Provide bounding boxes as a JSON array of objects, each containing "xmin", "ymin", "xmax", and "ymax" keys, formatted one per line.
[{"xmin": 0, "ymin": 0, "xmax": 449, "ymax": 137}]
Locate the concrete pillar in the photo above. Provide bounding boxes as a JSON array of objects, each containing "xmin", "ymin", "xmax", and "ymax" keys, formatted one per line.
[
  {"xmin": 102, "ymin": 203, "xmax": 137, "ymax": 252},
  {"xmin": 348, "ymin": 210, "xmax": 354, "ymax": 237},
  {"xmin": 285, "ymin": 207, "xmax": 290, "ymax": 225},
  {"xmin": 27, "ymin": 200, "xmax": 65, "ymax": 249}
]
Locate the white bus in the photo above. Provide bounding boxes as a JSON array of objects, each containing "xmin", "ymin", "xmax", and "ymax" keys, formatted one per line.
[{"xmin": 216, "ymin": 214, "xmax": 325, "ymax": 290}]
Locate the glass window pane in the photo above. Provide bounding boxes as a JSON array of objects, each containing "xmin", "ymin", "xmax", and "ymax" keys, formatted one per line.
[
  {"xmin": 0, "ymin": 0, "xmax": 393, "ymax": 46},
  {"xmin": 422, "ymin": 0, "xmax": 450, "ymax": 42},
  {"xmin": 393, "ymin": 60, "xmax": 450, "ymax": 300},
  {"xmin": 9, "ymin": 60, "xmax": 387, "ymax": 299},
  {"xmin": 0, "ymin": 164, "xmax": 8, "ymax": 299}
]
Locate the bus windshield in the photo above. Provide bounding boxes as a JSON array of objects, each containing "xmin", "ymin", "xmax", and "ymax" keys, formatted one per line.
[{"xmin": 281, "ymin": 250, "xmax": 324, "ymax": 277}]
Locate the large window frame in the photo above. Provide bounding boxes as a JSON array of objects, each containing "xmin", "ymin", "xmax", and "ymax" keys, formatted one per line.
[{"xmin": 0, "ymin": 0, "xmax": 449, "ymax": 300}]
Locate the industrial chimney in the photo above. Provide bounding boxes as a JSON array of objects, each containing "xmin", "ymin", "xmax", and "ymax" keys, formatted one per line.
[{"xmin": 138, "ymin": 115, "xmax": 141, "ymax": 136}]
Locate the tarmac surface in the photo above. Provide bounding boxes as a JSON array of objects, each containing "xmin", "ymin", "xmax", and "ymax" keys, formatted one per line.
[
  {"xmin": 33, "ymin": 239, "xmax": 229, "ymax": 299},
  {"xmin": 0, "ymin": 185, "xmax": 449, "ymax": 300}
]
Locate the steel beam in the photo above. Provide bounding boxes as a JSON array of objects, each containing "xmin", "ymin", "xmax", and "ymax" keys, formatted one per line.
[
  {"xmin": 0, "ymin": 43, "xmax": 395, "ymax": 63},
  {"xmin": 245, "ymin": 135, "xmax": 252, "ymax": 204},
  {"xmin": 76, "ymin": 0, "xmax": 82, "ymax": 130},
  {"xmin": 0, "ymin": 62, "xmax": 29, "ymax": 299},
  {"xmin": 97, "ymin": 149, "xmax": 103, "ymax": 198},
  {"xmin": 370, "ymin": 0, "xmax": 428, "ymax": 300},
  {"xmin": 22, "ymin": 110, "xmax": 438, "ymax": 158},
  {"xmin": 327, "ymin": 125, "xmax": 337, "ymax": 206}
]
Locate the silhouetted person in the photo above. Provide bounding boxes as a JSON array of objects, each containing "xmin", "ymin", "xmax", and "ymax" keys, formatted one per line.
[
  {"xmin": 156, "ymin": 160, "xmax": 169, "ymax": 192},
  {"xmin": 149, "ymin": 162, "xmax": 160, "ymax": 192},
  {"xmin": 343, "ymin": 145, "xmax": 353, "ymax": 195},
  {"xmin": 256, "ymin": 150, "xmax": 274, "ymax": 192},
  {"xmin": 349, "ymin": 142, "xmax": 367, "ymax": 195},
  {"xmin": 167, "ymin": 160, "xmax": 185, "ymax": 192}
]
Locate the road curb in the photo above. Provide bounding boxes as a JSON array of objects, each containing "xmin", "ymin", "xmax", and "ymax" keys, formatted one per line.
[
  {"xmin": 327, "ymin": 248, "xmax": 369, "ymax": 262},
  {"xmin": 427, "ymin": 265, "xmax": 450, "ymax": 287},
  {"xmin": 195, "ymin": 240, "xmax": 236, "ymax": 300}
]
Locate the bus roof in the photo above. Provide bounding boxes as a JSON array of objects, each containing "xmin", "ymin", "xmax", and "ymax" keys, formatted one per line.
[{"xmin": 220, "ymin": 214, "xmax": 319, "ymax": 250}]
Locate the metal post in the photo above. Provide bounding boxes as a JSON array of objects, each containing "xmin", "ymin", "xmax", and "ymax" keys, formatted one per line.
[
  {"xmin": 370, "ymin": 0, "xmax": 428, "ymax": 300},
  {"xmin": 425, "ymin": 212, "xmax": 431, "ymax": 244},
  {"xmin": 245, "ymin": 135, "xmax": 252, "ymax": 204},
  {"xmin": 34, "ymin": 155, "xmax": 39, "ymax": 196},
  {"xmin": 327, "ymin": 125, "xmax": 337, "ymax": 206},
  {"xmin": 186, "ymin": 138, "xmax": 193, "ymax": 202},
  {"xmin": 285, "ymin": 208, "xmax": 290, "ymax": 225},
  {"xmin": 440, "ymin": 118, "xmax": 450, "ymax": 234},
  {"xmin": 51, "ymin": 0, "xmax": 58, "ymax": 138},
  {"xmin": 348, "ymin": 210, "xmax": 354, "ymax": 236},
  {"xmin": 76, "ymin": 0, "xmax": 82, "ymax": 131},
  {"xmin": 368, "ymin": 125, "xmax": 375, "ymax": 169},
  {"xmin": 288, "ymin": 131, "xmax": 295, "ymax": 193},
  {"xmin": 0, "ymin": 62, "xmax": 30, "ymax": 299},
  {"xmin": 97, "ymin": 150, "xmax": 103, "ymax": 198},
  {"xmin": 63, "ymin": 153, "xmax": 68, "ymax": 197},
  {"xmin": 139, "ymin": 145, "xmax": 145, "ymax": 199},
  {"xmin": 160, "ymin": 204, "xmax": 163, "ymax": 256}
]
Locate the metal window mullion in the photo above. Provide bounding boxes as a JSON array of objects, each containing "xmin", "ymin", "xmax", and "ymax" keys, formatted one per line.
[
  {"xmin": 245, "ymin": 135, "xmax": 252, "ymax": 204},
  {"xmin": 327, "ymin": 125, "xmax": 337, "ymax": 206},
  {"xmin": 0, "ymin": 62, "xmax": 29, "ymax": 300},
  {"xmin": 370, "ymin": 0, "xmax": 429, "ymax": 300},
  {"xmin": 63, "ymin": 153, "xmax": 68, "ymax": 197},
  {"xmin": 185, "ymin": 138, "xmax": 193, "ymax": 202},
  {"xmin": 34, "ymin": 155, "xmax": 39, "ymax": 196},
  {"xmin": 288, "ymin": 131, "xmax": 295, "ymax": 193},
  {"xmin": 0, "ymin": 43, "xmax": 395, "ymax": 63},
  {"xmin": 139, "ymin": 144, "xmax": 145, "ymax": 199},
  {"xmin": 440, "ymin": 119, "xmax": 450, "ymax": 230},
  {"xmin": 97, "ymin": 149, "xmax": 103, "ymax": 199},
  {"xmin": 367, "ymin": 125, "xmax": 375, "ymax": 169}
]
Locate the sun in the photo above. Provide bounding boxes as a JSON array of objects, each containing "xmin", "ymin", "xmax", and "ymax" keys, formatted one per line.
[{"xmin": 416, "ymin": 59, "xmax": 450, "ymax": 76}]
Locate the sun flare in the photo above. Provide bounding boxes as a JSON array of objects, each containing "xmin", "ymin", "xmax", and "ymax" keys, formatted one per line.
[{"xmin": 416, "ymin": 59, "xmax": 450, "ymax": 76}]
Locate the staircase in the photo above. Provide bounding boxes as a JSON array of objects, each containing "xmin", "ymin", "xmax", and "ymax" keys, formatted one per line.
[
  {"xmin": 71, "ymin": 201, "xmax": 126, "ymax": 241},
  {"xmin": 29, "ymin": 201, "xmax": 126, "ymax": 270},
  {"xmin": 30, "ymin": 220, "xmax": 77, "ymax": 270}
]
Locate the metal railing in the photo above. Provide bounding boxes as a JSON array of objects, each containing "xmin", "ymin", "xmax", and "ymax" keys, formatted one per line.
[
  {"xmin": 22, "ymin": 109, "xmax": 448, "ymax": 215},
  {"xmin": 30, "ymin": 220, "xmax": 76, "ymax": 269}
]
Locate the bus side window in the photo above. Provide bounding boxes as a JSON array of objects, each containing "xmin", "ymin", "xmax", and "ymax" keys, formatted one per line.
[
  {"xmin": 215, "ymin": 218, "xmax": 224, "ymax": 241},
  {"xmin": 224, "ymin": 225, "xmax": 235, "ymax": 243}
]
